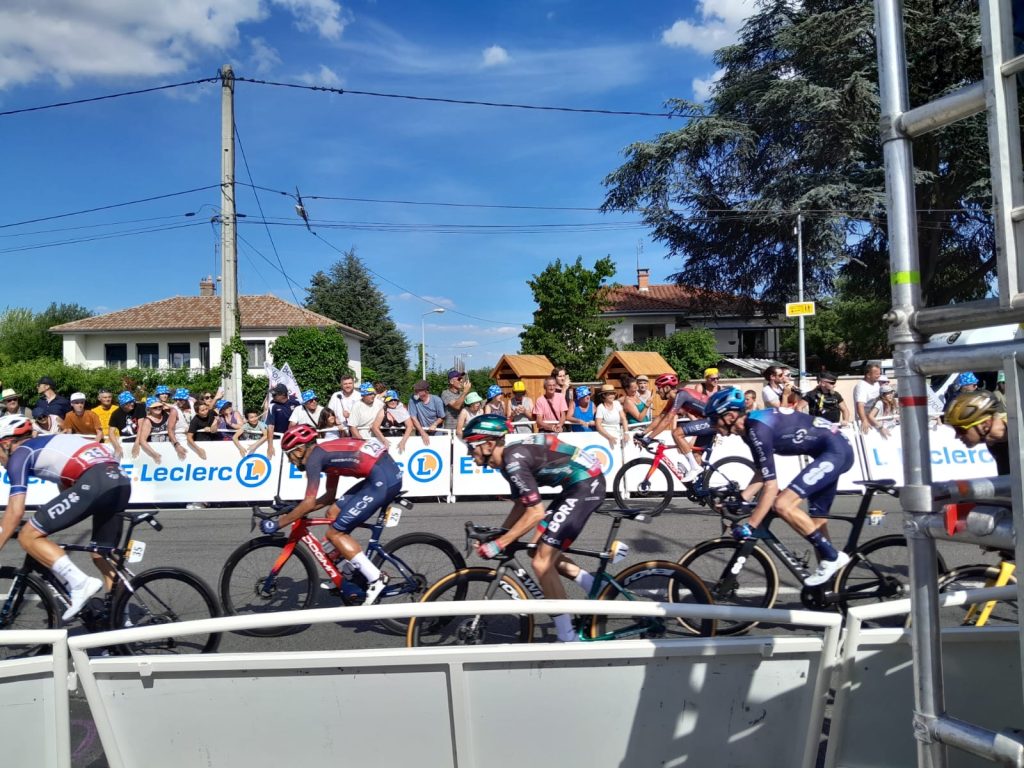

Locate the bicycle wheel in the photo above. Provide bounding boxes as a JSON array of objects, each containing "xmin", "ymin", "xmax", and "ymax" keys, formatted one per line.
[
  {"xmin": 110, "ymin": 568, "xmax": 220, "ymax": 655},
  {"xmin": 612, "ymin": 458, "xmax": 674, "ymax": 515},
  {"xmin": 406, "ymin": 567, "xmax": 533, "ymax": 647},
  {"xmin": 372, "ymin": 532, "xmax": 466, "ymax": 634},
  {"xmin": 703, "ymin": 457, "xmax": 758, "ymax": 493},
  {"xmin": 677, "ymin": 538, "xmax": 778, "ymax": 635},
  {"xmin": 590, "ymin": 560, "xmax": 716, "ymax": 640},
  {"xmin": 834, "ymin": 535, "xmax": 917, "ymax": 628},
  {"xmin": 219, "ymin": 537, "xmax": 318, "ymax": 638},
  {"xmin": 0, "ymin": 567, "xmax": 59, "ymax": 660},
  {"xmin": 938, "ymin": 564, "xmax": 1018, "ymax": 628}
]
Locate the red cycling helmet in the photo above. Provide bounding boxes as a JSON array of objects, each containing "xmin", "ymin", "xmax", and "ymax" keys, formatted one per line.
[
  {"xmin": 654, "ymin": 373, "xmax": 678, "ymax": 389},
  {"xmin": 281, "ymin": 424, "xmax": 318, "ymax": 452}
]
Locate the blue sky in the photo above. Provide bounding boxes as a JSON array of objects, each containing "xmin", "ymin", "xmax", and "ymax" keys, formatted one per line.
[{"xmin": 0, "ymin": 0, "xmax": 755, "ymax": 372}]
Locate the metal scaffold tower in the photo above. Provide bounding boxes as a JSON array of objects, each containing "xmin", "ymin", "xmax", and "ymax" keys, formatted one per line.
[{"xmin": 875, "ymin": 1, "xmax": 1024, "ymax": 764}]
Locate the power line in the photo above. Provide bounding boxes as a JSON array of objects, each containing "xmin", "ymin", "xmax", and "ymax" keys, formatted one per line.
[
  {"xmin": 0, "ymin": 78, "xmax": 219, "ymax": 118},
  {"xmin": 0, "ymin": 220, "xmax": 208, "ymax": 255},
  {"xmin": 236, "ymin": 232, "xmax": 307, "ymax": 292}
]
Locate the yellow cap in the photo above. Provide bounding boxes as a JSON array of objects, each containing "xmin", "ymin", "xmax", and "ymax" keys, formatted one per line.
[
  {"xmin": 512, "ymin": 380, "xmax": 526, "ymax": 392},
  {"xmin": 704, "ymin": 367, "xmax": 719, "ymax": 377}
]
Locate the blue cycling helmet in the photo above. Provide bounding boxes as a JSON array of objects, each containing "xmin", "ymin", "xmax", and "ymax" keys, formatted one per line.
[
  {"xmin": 384, "ymin": 389, "xmax": 399, "ymax": 402},
  {"xmin": 301, "ymin": 389, "xmax": 317, "ymax": 404},
  {"xmin": 486, "ymin": 384, "xmax": 502, "ymax": 400},
  {"xmin": 155, "ymin": 385, "xmax": 171, "ymax": 395},
  {"xmin": 358, "ymin": 382, "xmax": 375, "ymax": 396},
  {"xmin": 575, "ymin": 385, "xmax": 592, "ymax": 399},
  {"xmin": 173, "ymin": 388, "xmax": 190, "ymax": 401},
  {"xmin": 117, "ymin": 391, "xmax": 135, "ymax": 406},
  {"xmin": 145, "ymin": 396, "xmax": 159, "ymax": 408},
  {"xmin": 957, "ymin": 371, "xmax": 979, "ymax": 387},
  {"xmin": 705, "ymin": 387, "xmax": 746, "ymax": 419}
]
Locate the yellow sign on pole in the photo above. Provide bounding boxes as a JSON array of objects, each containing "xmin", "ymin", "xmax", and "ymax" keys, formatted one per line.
[{"xmin": 786, "ymin": 301, "xmax": 816, "ymax": 317}]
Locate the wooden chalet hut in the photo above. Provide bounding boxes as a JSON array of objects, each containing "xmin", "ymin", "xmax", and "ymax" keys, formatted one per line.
[{"xmin": 489, "ymin": 354, "xmax": 554, "ymax": 402}]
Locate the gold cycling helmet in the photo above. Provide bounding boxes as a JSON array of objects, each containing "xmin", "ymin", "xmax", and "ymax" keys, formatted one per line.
[{"xmin": 944, "ymin": 390, "xmax": 1001, "ymax": 429}]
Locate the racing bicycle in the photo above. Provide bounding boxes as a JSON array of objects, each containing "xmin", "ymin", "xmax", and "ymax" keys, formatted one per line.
[
  {"xmin": 406, "ymin": 506, "xmax": 716, "ymax": 646},
  {"xmin": 219, "ymin": 494, "xmax": 465, "ymax": 636},
  {"xmin": 0, "ymin": 509, "xmax": 221, "ymax": 658}
]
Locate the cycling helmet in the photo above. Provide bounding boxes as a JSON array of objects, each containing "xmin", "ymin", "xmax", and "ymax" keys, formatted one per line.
[
  {"xmin": 462, "ymin": 414, "xmax": 511, "ymax": 444},
  {"xmin": 358, "ymin": 382, "xmax": 375, "ymax": 396},
  {"xmin": 281, "ymin": 424, "xmax": 318, "ymax": 452},
  {"xmin": 173, "ymin": 388, "xmax": 190, "ymax": 401},
  {"xmin": 384, "ymin": 389, "xmax": 399, "ymax": 402},
  {"xmin": 145, "ymin": 396, "xmax": 160, "ymax": 409},
  {"xmin": 944, "ymin": 390, "xmax": 1000, "ymax": 429},
  {"xmin": 300, "ymin": 389, "xmax": 317, "ymax": 404},
  {"xmin": 654, "ymin": 373, "xmax": 678, "ymax": 389},
  {"xmin": 0, "ymin": 414, "xmax": 33, "ymax": 440},
  {"xmin": 575, "ymin": 385, "xmax": 591, "ymax": 399},
  {"xmin": 705, "ymin": 387, "xmax": 746, "ymax": 419},
  {"xmin": 956, "ymin": 371, "xmax": 979, "ymax": 387},
  {"xmin": 486, "ymin": 384, "xmax": 503, "ymax": 400},
  {"xmin": 118, "ymin": 391, "xmax": 135, "ymax": 406},
  {"xmin": 155, "ymin": 385, "xmax": 171, "ymax": 395}
]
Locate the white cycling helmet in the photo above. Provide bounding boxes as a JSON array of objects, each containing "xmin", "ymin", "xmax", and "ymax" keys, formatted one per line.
[{"xmin": 0, "ymin": 414, "xmax": 33, "ymax": 440}]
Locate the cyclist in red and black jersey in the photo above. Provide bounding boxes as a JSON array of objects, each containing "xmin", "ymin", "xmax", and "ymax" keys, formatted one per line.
[
  {"xmin": 0, "ymin": 415, "xmax": 130, "ymax": 620},
  {"xmin": 638, "ymin": 373, "xmax": 706, "ymax": 481},
  {"xmin": 463, "ymin": 414, "xmax": 605, "ymax": 642},
  {"xmin": 264, "ymin": 425, "xmax": 402, "ymax": 604}
]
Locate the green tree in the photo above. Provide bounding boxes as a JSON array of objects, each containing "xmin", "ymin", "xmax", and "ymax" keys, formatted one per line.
[
  {"xmin": 305, "ymin": 249, "xmax": 410, "ymax": 386},
  {"xmin": 624, "ymin": 329, "xmax": 720, "ymax": 379},
  {"xmin": 0, "ymin": 302, "xmax": 93, "ymax": 363},
  {"xmin": 602, "ymin": 0, "xmax": 991, "ymax": 310},
  {"xmin": 520, "ymin": 256, "xmax": 616, "ymax": 380},
  {"xmin": 269, "ymin": 327, "xmax": 353, "ymax": 402}
]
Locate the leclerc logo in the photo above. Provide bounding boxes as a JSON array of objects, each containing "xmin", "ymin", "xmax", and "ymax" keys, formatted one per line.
[
  {"xmin": 583, "ymin": 444, "xmax": 614, "ymax": 474},
  {"xmin": 236, "ymin": 454, "xmax": 272, "ymax": 488},
  {"xmin": 407, "ymin": 449, "xmax": 443, "ymax": 483}
]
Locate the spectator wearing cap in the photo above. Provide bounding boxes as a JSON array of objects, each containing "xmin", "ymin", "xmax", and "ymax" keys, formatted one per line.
[
  {"xmin": 456, "ymin": 391, "xmax": 485, "ymax": 440},
  {"xmin": 187, "ymin": 398, "xmax": 221, "ymax": 460},
  {"xmin": 326, "ymin": 374, "xmax": 359, "ymax": 430},
  {"xmin": 154, "ymin": 384, "xmax": 174, "ymax": 412},
  {"xmin": 168, "ymin": 388, "xmax": 194, "ymax": 460},
  {"xmin": 289, "ymin": 390, "xmax": 324, "ymax": 430},
  {"xmin": 805, "ymin": 372, "xmax": 850, "ymax": 425},
  {"xmin": 566, "ymin": 386, "xmax": 596, "ymax": 432},
  {"xmin": 234, "ymin": 407, "xmax": 274, "ymax": 458},
  {"xmin": 635, "ymin": 374, "xmax": 654, "ymax": 413},
  {"xmin": 853, "ymin": 363, "xmax": 883, "ymax": 434},
  {"xmin": 871, "ymin": 384, "xmax": 900, "ymax": 438},
  {"xmin": 215, "ymin": 399, "xmax": 243, "ymax": 438},
  {"xmin": 268, "ymin": 384, "xmax": 300, "ymax": 436},
  {"xmin": 108, "ymin": 391, "xmax": 146, "ymax": 459},
  {"xmin": 441, "ymin": 369, "xmax": 472, "ymax": 431},
  {"xmin": 134, "ymin": 396, "xmax": 172, "ymax": 464},
  {"xmin": 91, "ymin": 389, "xmax": 117, "ymax": 441},
  {"xmin": 508, "ymin": 380, "xmax": 534, "ymax": 434},
  {"xmin": 687, "ymin": 368, "xmax": 722, "ymax": 401},
  {"xmin": 408, "ymin": 380, "xmax": 445, "ymax": 445},
  {"xmin": 483, "ymin": 384, "xmax": 508, "ymax": 418},
  {"xmin": 595, "ymin": 384, "xmax": 628, "ymax": 448},
  {"xmin": 33, "ymin": 376, "xmax": 72, "ymax": 422},
  {"xmin": 61, "ymin": 392, "xmax": 103, "ymax": 442},
  {"xmin": 2, "ymin": 388, "xmax": 32, "ymax": 420},
  {"xmin": 381, "ymin": 390, "xmax": 415, "ymax": 452},
  {"xmin": 534, "ymin": 376, "xmax": 568, "ymax": 433},
  {"xmin": 348, "ymin": 382, "xmax": 386, "ymax": 442}
]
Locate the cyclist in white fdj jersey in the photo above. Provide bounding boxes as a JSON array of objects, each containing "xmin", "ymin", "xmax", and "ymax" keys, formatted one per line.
[{"xmin": 0, "ymin": 414, "xmax": 131, "ymax": 620}]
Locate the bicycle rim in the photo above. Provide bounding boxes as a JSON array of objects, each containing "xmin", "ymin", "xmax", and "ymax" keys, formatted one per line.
[
  {"xmin": 612, "ymin": 458, "xmax": 673, "ymax": 515},
  {"xmin": 0, "ymin": 567, "xmax": 58, "ymax": 660},
  {"xmin": 373, "ymin": 533, "xmax": 466, "ymax": 634},
  {"xmin": 113, "ymin": 569, "xmax": 221, "ymax": 655},
  {"xmin": 835, "ymin": 537, "xmax": 912, "ymax": 628},
  {"xmin": 938, "ymin": 564, "xmax": 1018, "ymax": 628},
  {"xmin": 677, "ymin": 539, "xmax": 776, "ymax": 635}
]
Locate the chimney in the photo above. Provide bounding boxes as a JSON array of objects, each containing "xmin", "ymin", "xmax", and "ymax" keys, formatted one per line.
[
  {"xmin": 199, "ymin": 275, "xmax": 216, "ymax": 297},
  {"xmin": 637, "ymin": 268, "xmax": 650, "ymax": 292}
]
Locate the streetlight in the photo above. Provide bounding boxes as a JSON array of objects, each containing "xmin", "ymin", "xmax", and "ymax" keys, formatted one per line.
[{"xmin": 421, "ymin": 307, "xmax": 446, "ymax": 379}]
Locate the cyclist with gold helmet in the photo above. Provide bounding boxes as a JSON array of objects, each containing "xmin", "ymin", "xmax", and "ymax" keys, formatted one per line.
[{"xmin": 944, "ymin": 390, "xmax": 1009, "ymax": 475}]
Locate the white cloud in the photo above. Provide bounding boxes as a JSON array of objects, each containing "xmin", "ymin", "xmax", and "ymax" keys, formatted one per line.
[
  {"xmin": 692, "ymin": 67, "xmax": 726, "ymax": 101},
  {"xmin": 394, "ymin": 293, "xmax": 455, "ymax": 308},
  {"xmin": 249, "ymin": 37, "xmax": 281, "ymax": 74},
  {"xmin": 661, "ymin": 0, "xmax": 757, "ymax": 55},
  {"xmin": 271, "ymin": 0, "xmax": 350, "ymax": 41},
  {"xmin": 481, "ymin": 45, "xmax": 510, "ymax": 68},
  {"xmin": 298, "ymin": 64, "xmax": 342, "ymax": 88},
  {"xmin": 452, "ymin": 340, "xmax": 479, "ymax": 348}
]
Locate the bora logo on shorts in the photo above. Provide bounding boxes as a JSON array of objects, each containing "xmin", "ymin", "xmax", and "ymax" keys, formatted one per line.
[
  {"xmin": 236, "ymin": 454, "xmax": 272, "ymax": 488},
  {"xmin": 407, "ymin": 449, "xmax": 443, "ymax": 483}
]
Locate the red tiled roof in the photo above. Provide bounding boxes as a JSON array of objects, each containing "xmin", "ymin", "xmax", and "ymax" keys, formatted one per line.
[
  {"xmin": 603, "ymin": 284, "xmax": 761, "ymax": 314},
  {"xmin": 51, "ymin": 295, "xmax": 369, "ymax": 339}
]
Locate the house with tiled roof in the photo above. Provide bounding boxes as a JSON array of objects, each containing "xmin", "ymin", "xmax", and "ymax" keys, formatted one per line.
[
  {"xmin": 603, "ymin": 269, "xmax": 788, "ymax": 358},
  {"xmin": 51, "ymin": 277, "xmax": 368, "ymax": 378}
]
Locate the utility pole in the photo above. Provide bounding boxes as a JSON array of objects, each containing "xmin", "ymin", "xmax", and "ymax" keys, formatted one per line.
[
  {"xmin": 220, "ymin": 65, "xmax": 242, "ymax": 406},
  {"xmin": 795, "ymin": 213, "xmax": 806, "ymax": 390}
]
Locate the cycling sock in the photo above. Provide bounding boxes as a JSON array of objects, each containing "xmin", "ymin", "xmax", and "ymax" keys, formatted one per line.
[
  {"xmin": 52, "ymin": 555, "xmax": 89, "ymax": 590},
  {"xmin": 350, "ymin": 552, "xmax": 382, "ymax": 583},
  {"xmin": 553, "ymin": 613, "xmax": 577, "ymax": 642},
  {"xmin": 806, "ymin": 531, "xmax": 839, "ymax": 561},
  {"xmin": 685, "ymin": 453, "xmax": 700, "ymax": 472},
  {"xmin": 573, "ymin": 570, "xmax": 595, "ymax": 593}
]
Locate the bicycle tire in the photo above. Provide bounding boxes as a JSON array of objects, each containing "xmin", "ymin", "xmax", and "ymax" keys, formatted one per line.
[
  {"xmin": 110, "ymin": 568, "xmax": 221, "ymax": 655},
  {"xmin": 371, "ymin": 532, "xmax": 467, "ymax": 634},
  {"xmin": 676, "ymin": 538, "xmax": 778, "ymax": 635},
  {"xmin": 0, "ymin": 567, "xmax": 59, "ymax": 660},
  {"xmin": 219, "ymin": 537, "xmax": 318, "ymax": 638},
  {"xmin": 612, "ymin": 458, "xmax": 674, "ymax": 515},
  {"xmin": 406, "ymin": 567, "xmax": 533, "ymax": 647},
  {"xmin": 590, "ymin": 560, "xmax": 717, "ymax": 639},
  {"xmin": 702, "ymin": 457, "xmax": 758, "ymax": 496},
  {"xmin": 834, "ymin": 535, "xmax": 920, "ymax": 628},
  {"xmin": 937, "ymin": 564, "xmax": 1018, "ymax": 628}
]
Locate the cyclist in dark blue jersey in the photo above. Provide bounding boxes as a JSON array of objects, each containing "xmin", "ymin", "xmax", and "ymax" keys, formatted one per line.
[{"xmin": 705, "ymin": 388, "xmax": 854, "ymax": 586}]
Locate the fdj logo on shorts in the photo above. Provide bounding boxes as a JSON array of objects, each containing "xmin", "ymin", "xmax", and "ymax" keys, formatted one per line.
[
  {"xmin": 236, "ymin": 454, "xmax": 272, "ymax": 488},
  {"xmin": 582, "ymin": 444, "xmax": 614, "ymax": 474},
  {"xmin": 406, "ymin": 449, "xmax": 443, "ymax": 483}
]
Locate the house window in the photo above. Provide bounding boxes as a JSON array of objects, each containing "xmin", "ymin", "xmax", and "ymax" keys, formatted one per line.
[
  {"xmin": 739, "ymin": 330, "xmax": 768, "ymax": 357},
  {"xmin": 105, "ymin": 344, "xmax": 127, "ymax": 369},
  {"xmin": 168, "ymin": 343, "xmax": 191, "ymax": 369},
  {"xmin": 137, "ymin": 343, "xmax": 159, "ymax": 369},
  {"xmin": 199, "ymin": 342, "xmax": 210, "ymax": 373},
  {"xmin": 244, "ymin": 340, "xmax": 267, "ymax": 368},
  {"xmin": 633, "ymin": 323, "xmax": 667, "ymax": 343}
]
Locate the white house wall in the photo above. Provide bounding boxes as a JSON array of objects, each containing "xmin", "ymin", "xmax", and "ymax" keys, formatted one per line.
[
  {"xmin": 608, "ymin": 318, "xmax": 781, "ymax": 357},
  {"xmin": 345, "ymin": 336, "xmax": 363, "ymax": 381}
]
